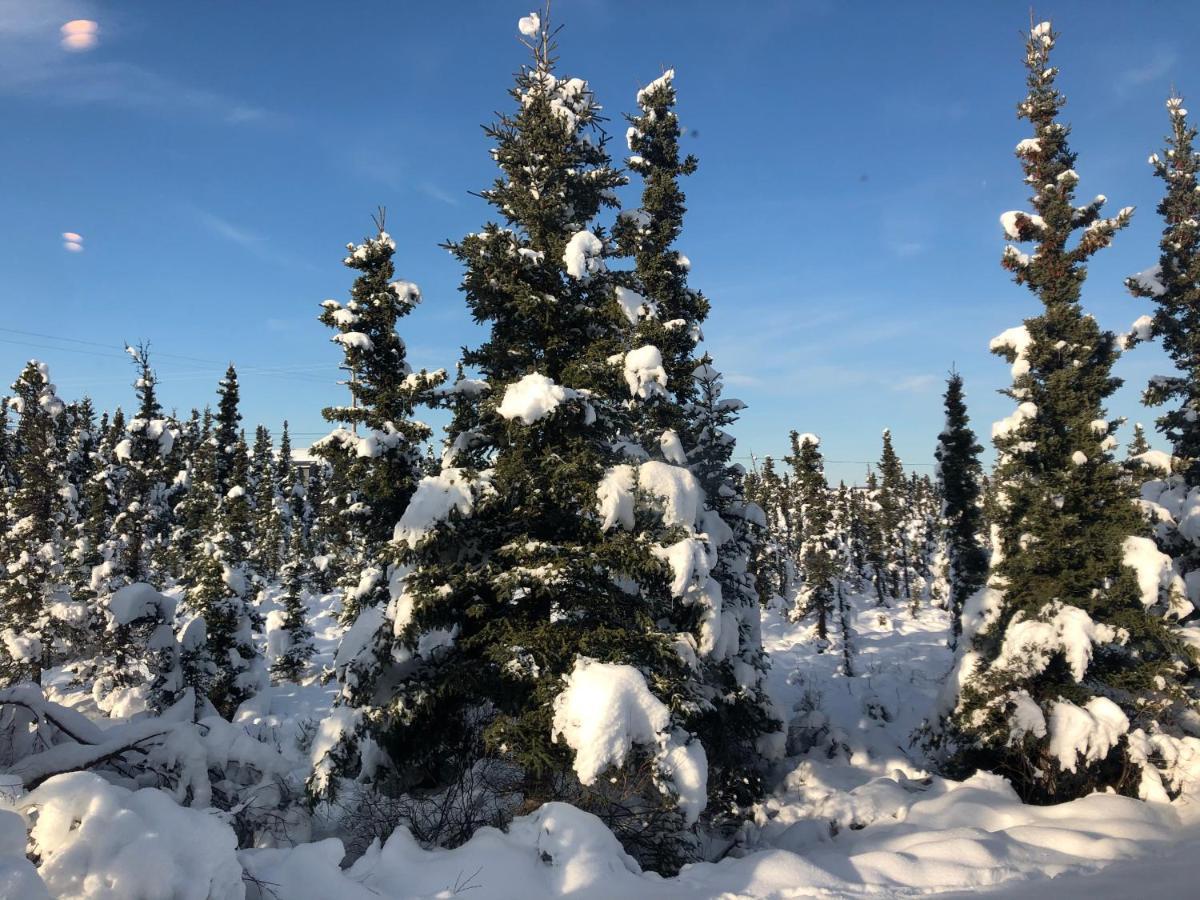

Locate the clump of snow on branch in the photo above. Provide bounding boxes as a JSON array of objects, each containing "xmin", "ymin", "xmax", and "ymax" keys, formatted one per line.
[
  {"xmin": 563, "ymin": 231, "xmax": 604, "ymax": 279},
  {"xmin": 517, "ymin": 11, "xmax": 540, "ymax": 37},
  {"xmin": 550, "ymin": 657, "xmax": 707, "ymax": 823},
  {"xmin": 497, "ymin": 372, "xmax": 588, "ymax": 425},
  {"xmin": 394, "ymin": 468, "xmax": 493, "ymax": 548},
  {"xmin": 623, "ymin": 345, "xmax": 667, "ymax": 399}
]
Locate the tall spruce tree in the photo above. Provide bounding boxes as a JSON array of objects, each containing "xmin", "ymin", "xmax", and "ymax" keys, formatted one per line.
[
  {"xmin": 0, "ymin": 362, "xmax": 71, "ymax": 685},
  {"xmin": 315, "ymin": 211, "xmax": 443, "ymax": 625},
  {"xmin": 249, "ymin": 424, "xmax": 285, "ymax": 579},
  {"xmin": 944, "ymin": 20, "xmax": 1195, "ymax": 802},
  {"xmin": 214, "ymin": 365, "xmax": 243, "ymax": 497},
  {"xmin": 313, "ymin": 14, "xmax": 770, "ymax": 871},
  {"xmin": 184, "ymin": 425, "xmax": 262, "ymax": 718},
  {"xmin": 114, "ymin": 346, "xmax": 176, "ymax": 583},
  {"xmin": 934, "ymin": 373, "xmax": 988, "ymax": 648},
  {"xmin": 269, "ymin": 525, "xmax": 315, "ymax": 683},
  {"xmin": 1128, "ymin": 95, "xmax": 1200, "ymax": 483},
  {"xmin": 876, "ymin": 429, "xmax": 911, "ymax": 601},
  {"xmin": 785, "ymin": 432, "xmax": 839, "ymax": 643},
  {"xmin": 1127, "ymin": 422, "xmax": 1151, "ymax": 459},
  {"xmin": 618, "ymin": 68, "xmax": 779, "ymax": 813}
]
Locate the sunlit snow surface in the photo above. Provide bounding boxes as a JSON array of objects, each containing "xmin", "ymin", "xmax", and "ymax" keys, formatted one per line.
[{"xmin": 5, "ymin": 590, "xmax": 1198, "ymax": 898}]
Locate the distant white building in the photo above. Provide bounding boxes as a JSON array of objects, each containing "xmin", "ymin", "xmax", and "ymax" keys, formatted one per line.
[{"xmin": 290, "ymin": 447, "xmax": 321, "ymax": 483}]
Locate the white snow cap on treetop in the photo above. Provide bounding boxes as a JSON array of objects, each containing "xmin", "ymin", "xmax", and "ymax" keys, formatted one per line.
[
  {"xmin": 636, "ymin": 69, "xmax": 675, "ymax": 106},
  {"xmin": 518, "ymin": 11, "xmax": 540, "ymax": 37},
  {"xmin": 795, "ymin": 433, "xmax": 819, "ymax": 448},
  {"xmin": 563, "ymin": 230, "xmax": 603, "ymax": 279},
  {"xmin": 497, "ymin": 373, "xmax": 586, "ymax": 425}
]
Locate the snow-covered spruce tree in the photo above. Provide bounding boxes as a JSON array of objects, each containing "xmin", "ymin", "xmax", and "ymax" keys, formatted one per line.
[
  {"xmin": 861, "ymin": 469, "xmax": 889, "ymax": 605},
  {"xmin": 0, "ymin": 398, "xmax": 13, "ymax": 496},
  {"xmin": 184, "ymin": 424, "xmax": 262, "ymax": 718},
  {"xmin": 686, "ymin": 358, "xmax": 782, "ymax": 809},
  {"xmin": 0, "ymin": 362, "xmax": 71, "ymax": 686},
  {"xmin": 249, "ymin": 424, "xmax": 285, "ymax": 579},
  {"xmin": 315, "ymin": 16, "xmax": 765, "ymax": 871},
  {"xmin": 876, "ymin": 429, "xmax": 911, "ymax": 602},
  {"xmin": 168, "ymin": 408, "xmax": 214, "ymax": 588},
  {"xmin": 935, "ymin": 373, "xmax": 988, "ymax": 648},
  {"xmin": 1127, "ymin": 422, "xmax": 1151, "ymax": 459},
  {"xmin": 213, "ymin": 364, "xmax": 243, "ymax": 497},
  {"xmin": 1126, "ymin": 95, "xmax": 1200, "ymax": 583},
  {"xmin": 314, "ymin": 212, "xmax": 443, "ymax": 625},
  {"xmin": 269, "ymin": 524, "xmax": 315, "ymax": 683},
  {"xmin": 611, "ymin": 68, "xmax": 705, "ymax": 451},
  {"xmin": 616, "ymin": 66, "xmax": 779, "ymax": 812},
  {"xmin": 1128, "ymin": 96, "xmax": 1200, "ymax": 479},
  {"xmin": 745, "ymin": 456, "xmax": 793, "ymax": 604},
  {"xmin": 944, "ymin": 20, "xmax": 1196, "ymax": 802},
  {"xmin": 277, "ymin": 420, "xmax": 305, "ymax": 532},
  {"xmin": 784, "ymin": 432, "xmax": 839, "ymax": 644},
  {"xmin": 113, "ymin": 346, "xmax": 177, "ymax": 584}
]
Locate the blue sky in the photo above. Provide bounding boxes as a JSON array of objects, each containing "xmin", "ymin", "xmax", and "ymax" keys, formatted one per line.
[{"xmin": 1, "ymin": 1, "xmax": 1197, "ymax": 484}]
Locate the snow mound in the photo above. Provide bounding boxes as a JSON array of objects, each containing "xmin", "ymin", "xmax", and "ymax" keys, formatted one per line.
[{"xmin": 8, "ymin": 771, "xmax": 244, "ymax": 900}]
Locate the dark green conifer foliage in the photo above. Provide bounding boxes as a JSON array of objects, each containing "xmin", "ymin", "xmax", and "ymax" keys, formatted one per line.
[
  {"xmin": 115, "ymin": 345, "xmax": 176, "ymax": 584},
  {"xmin": 947, "ymin": 20, "xmax": 1193, "ymax": 801},
  {"xmin": 172, "ymin": 409, "xmax": 214, "ymax": 588},
  {"xmin": 0, "ymin": 400, "xmax": 13, "ymax": 494},
  {"xmin": 934, "ymin": 373, "xmax": 988, "ymax": 648},
  {"xmin": 862, "ymin": 469, "xmax": 889, "ymax": 606},
  {"xmin": 613, "ymin": 68, "xmax": 707, "ymax": 453},
  {"xmin": 222, "ymin": 433, "xmax": 254, "ymax": 570},
  {"xmin": 317, "ymin": 211, "xmax": 441, "ymax": 545}
]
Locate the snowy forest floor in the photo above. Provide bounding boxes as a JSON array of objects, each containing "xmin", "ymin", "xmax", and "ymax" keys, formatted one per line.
[{"xmin": 19, "ymin": 588, "xmax": 1200, "ymax": 899}]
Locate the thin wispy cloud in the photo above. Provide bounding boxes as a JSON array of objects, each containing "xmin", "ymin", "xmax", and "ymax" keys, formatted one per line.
[
  {"xmin": 1115, "ymin": 48, "xmax": 1177, "ymax": 97},
  {"xmin": 891, "ymin": 374, "xmax": 938, "ymax": 394},
  {"xmin": 192, "ymin": 209, "xmax": 315, "ymax": 271},
  {"xmin": 418, "ymin": 181, "xmax": 459, "ymax": 206}
]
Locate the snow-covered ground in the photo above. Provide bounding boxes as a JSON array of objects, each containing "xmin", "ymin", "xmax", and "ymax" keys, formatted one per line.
[{"xmin": 4, "ymin": 588, "xmax": 1197, "ymax": 898}]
